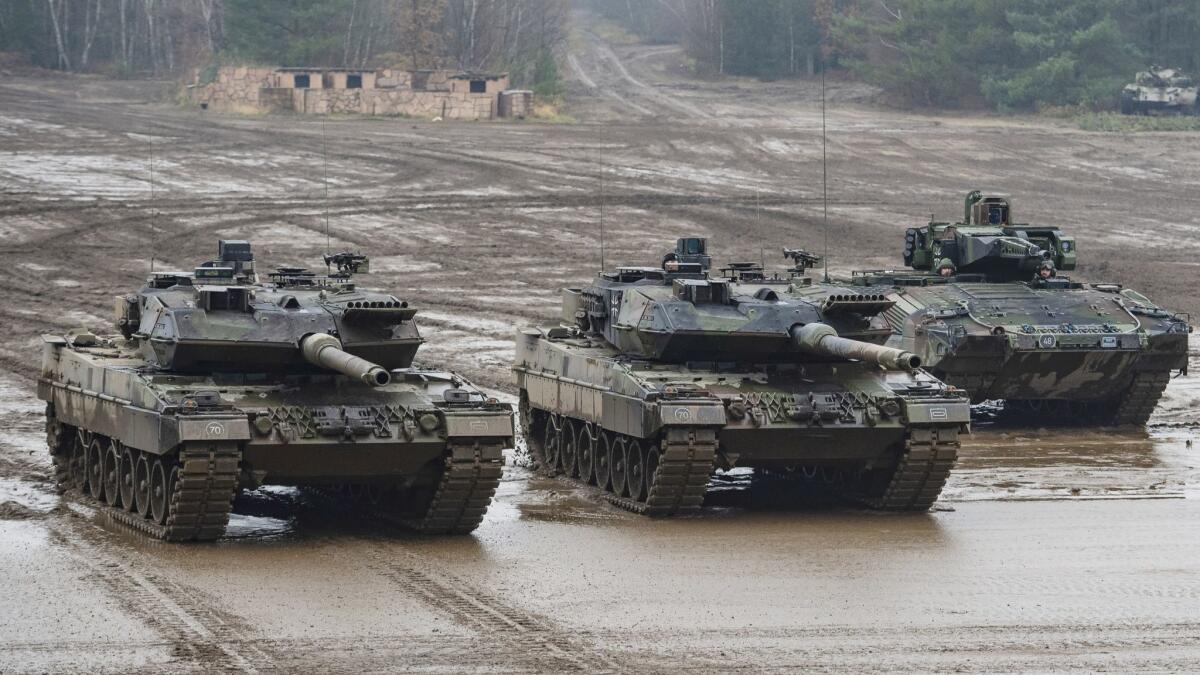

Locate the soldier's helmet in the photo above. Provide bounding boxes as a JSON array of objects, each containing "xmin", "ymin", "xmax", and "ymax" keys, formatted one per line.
[{"xmin": 937, "ymin": 258, "xmax": 956, "ymax": 275}]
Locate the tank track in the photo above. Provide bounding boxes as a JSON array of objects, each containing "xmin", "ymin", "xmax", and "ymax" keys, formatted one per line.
[
  {"xmin": 47, "ymin": 409, "xmax": 242, "ymax": 542},
  {"xmin": 109, "ymin": 443, "xmax": 241, "ymax": 542},
  {"xmin": 858, "ymin": 424, "xmax": 959, "ymax": 511},
  {"xmin": 399, "ymin": 441, "xmax": 504, "ymax": 535},
  {"xmin": 524, "ymin": 401, "xmax": 716, "ymax": 518},
  {"xmin": 1112, "ymin": 371, "xmax": 1171, "ymax": 426},
  {"xmin": 604, "ymin": 428, "xmax": 716, "ymax": 517}
]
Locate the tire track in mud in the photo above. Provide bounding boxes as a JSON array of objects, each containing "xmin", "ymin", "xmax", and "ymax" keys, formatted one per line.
[
  {"xmin": 49, "ymin": 520, "xmax": 278, "ymax": 673},
  {"xmin": 365, "ymin": 542, "xmax": 625, "ymax": 673}
]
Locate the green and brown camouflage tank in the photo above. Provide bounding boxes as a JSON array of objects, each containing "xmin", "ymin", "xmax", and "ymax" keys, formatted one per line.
[
  {"xmin": 850, "ymin": 192, "xmax": 1191, "ymax": 425},
  {"xmin": 39, "ymin": 241, "xmax": 512, "ymax": 541},
  {"xmin": 513, "ymin": 238, "xmax": 970, "ymax": 516}
]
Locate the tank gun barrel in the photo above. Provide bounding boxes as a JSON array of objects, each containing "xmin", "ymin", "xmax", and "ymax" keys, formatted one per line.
[
  {"xmin": 791, "ymin": 323, "xmax": 921, "ymax": 371},
  {"xmin": 300, "ymin": 333, "xmax": 392, "ymax": 386}
]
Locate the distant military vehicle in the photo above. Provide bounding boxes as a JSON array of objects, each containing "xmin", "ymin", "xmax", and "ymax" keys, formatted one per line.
[
  {"xmin": 514, "ymin": 237, "xmax": 970, "ymax": 516},
  {"xmin": 40, "ymin": 241, "xmax": 512, "ymax": 541},
  {"xmin": 1121, "ymin": 66, "xmax": 1199, "ymax": 115},
  {"xmin": 851, "ymin": 192, "xmax": 1191, "ymax": 425}
]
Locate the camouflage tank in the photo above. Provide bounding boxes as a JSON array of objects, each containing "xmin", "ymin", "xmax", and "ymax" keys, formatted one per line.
[
  {"xmin": 39, "ymin": 241, "xmax": 512, "ymax": 541},
  {"xmin": 1121, "ymin": 66, "xmax": 1199, "ymax": 115},
  {"xmin": 849, "ymin": 192, "xmax": 1192, "ymax": 425},
  {"xmin": 513, "ymin": 238, "xmax": 970, "ymax": 516}
]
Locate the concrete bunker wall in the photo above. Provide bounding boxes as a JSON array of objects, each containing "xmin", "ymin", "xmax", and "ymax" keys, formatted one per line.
[{"xmin": 190, "ymin": 66, "xmax": 517, "ymax": 120}]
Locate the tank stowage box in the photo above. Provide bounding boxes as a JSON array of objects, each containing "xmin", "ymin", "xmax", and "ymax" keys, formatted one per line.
[
  {"xmin": 850, "ymin": 192, "xmax": 1192, "ymax": 424},
  {"xmin": 513, "ymin": 238, "xmax": 971, "ymax": 516},
  {"xmin": 40, "ymin": 242, "xmax": 513, "ymax": 541}
]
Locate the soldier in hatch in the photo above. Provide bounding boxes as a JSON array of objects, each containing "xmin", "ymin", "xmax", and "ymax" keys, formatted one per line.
[
  {"xmin": 937, "ymin": 259, "xmax": 956, "ymax": 278},
  {"xmin": 1037, "ymin": 260, "xmax": 1055, "ymax": 280}
]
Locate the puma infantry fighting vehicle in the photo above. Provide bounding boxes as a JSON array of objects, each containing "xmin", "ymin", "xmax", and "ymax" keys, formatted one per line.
[
  {"xmin": 40, "ymin": 241, "xmax": 512, "ymax": 541},
  {"xmin": 1121, "ymin": 66, "xmax": 1199, "ymax": 115},
  {"xmin": 514, "ymin": 238, "xmax": 970, "ymax": 516},
  {"xmin": 851, "ymin": 192, "xmax": 1191, "ymax": 424}
]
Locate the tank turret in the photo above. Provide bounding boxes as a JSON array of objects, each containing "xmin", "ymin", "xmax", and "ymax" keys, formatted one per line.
[
  {"xmin": 569, "ymin": 251, "xmax": 919, "ymax": 368},
  {"xmin": 904, "ymin": 191, "xmax": 1076, "ymax": 282},
  {"xmin": 126, "ymin": 240, "xmax": 422, "ymax": 373}
]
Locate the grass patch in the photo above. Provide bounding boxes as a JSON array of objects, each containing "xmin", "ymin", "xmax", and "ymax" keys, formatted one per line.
[
  {"xmin": 1076, "ymin": 112, "xmax": 1200, "ymax": 132},
  {"xmin": 529, "ymin": 100, "xmax": 576, "ymax": 124}
]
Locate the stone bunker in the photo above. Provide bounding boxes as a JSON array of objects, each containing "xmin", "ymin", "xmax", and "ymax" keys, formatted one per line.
[{"xmin": 189, "ymin": 66, "xmax": 532, "ymax": 120}]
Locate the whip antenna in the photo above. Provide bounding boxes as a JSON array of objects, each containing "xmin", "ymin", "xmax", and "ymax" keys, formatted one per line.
[
  {"xmin": 148, "ymin": 132, "xmax": 157, "ymax": 274},
  {"xmin": 599, "ymin": 139, "xmax": 606, "ymax": 272},
  {"xmin": 320, "ymin": 119, "xmax": 332, "ymax": 265},
  {"xmin": 821, "ymin": 50, "xmax": 830, "ymax": 283}
]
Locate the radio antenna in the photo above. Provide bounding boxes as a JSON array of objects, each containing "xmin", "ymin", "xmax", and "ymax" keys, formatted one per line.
[
  {"xmin": 599, "ymin": 139, "xmax": 606, "ymax": 272},
  {"xmin": 320, "ymin": 118, "xmax": 332, "ymax": 266},
  {"xmin": 821, "ymin": 49, "xmax": 830, "ymax": 283},
  {"xmin": 148, "ymin": 132, "xmax": 157, "ymax": 275},
  {"xmin": 756, "ymin": 189, "xmax": 764, "ymax": 268}
]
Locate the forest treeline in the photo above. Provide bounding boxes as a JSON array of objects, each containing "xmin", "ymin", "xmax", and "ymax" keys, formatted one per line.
[
  {"xmin": 0, "ymin": 0, "xmax": 568, "ymax": 94},
  {"xmin": 3, "ymin": 1, "xmax": 1199, "ymax": 111},
  {"xmin": 584, "ymin": 0, "xmax": 1200, "ymax": 111}
]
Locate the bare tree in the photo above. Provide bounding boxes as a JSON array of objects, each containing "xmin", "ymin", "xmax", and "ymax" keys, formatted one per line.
[{"xmin": 46, "ymin": 0, "xmax": 72, "ymax": 70}]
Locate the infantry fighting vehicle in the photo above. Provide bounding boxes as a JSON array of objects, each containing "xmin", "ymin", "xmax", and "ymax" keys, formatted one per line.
[
  {"xmin": 1121, "ymin": 66, "xmax": 1199, "ymax": 115},
  {"xmin": 514, "ymin": 238, "xmax": 970, "ymax": 516},
  {"xmin": 40, "ymin": 241, "xmax": 512, "ymax": 541},
  {"xmin": 851, "ymin": 192, "xmax": 1191, "ymax": 424}
]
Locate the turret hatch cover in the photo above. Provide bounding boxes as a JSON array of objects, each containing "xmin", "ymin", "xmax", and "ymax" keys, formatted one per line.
[{"xmin": 954, "ymin": 283, "xmax": 1041, "ymax": 301}]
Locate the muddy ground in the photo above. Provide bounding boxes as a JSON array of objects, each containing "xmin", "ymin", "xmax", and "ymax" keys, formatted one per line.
[{"xmin": 0, "ymin": 23, "xmax": 1199, "ymax": 673}]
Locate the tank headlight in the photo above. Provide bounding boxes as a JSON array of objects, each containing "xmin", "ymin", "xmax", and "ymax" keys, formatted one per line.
[
  {"xmin": 418, "ymin": 413, "xmax": 441, "ymax": 432},
  {"xmin": 253, "ymin": 416, "xmax": 274, "ymax": 436},
  {"xmin": 879, "ymin": 400, "xmax": 901, "ymax": 418}
]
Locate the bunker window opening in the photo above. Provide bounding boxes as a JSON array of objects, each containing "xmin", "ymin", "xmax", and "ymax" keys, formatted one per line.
[
  {"xmin": 470, "ymin": 79, "xmax": 487, "ymax": 94},
  {"xmin": 294, "ymin": 74, "xmax": 310, "ymax": 89},
  {"xmin": 347, "ymin": 74, "xmax": 362, "ymax": 89}
]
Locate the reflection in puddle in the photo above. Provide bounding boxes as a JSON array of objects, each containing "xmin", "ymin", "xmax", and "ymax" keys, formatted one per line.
[{"xmin": 945, "ymin": 428, "xmax": 1197, "ymax": 502}]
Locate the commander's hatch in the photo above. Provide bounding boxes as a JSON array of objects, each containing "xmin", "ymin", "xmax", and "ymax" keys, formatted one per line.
[{"xmin": 196, "ymin": 285, "xmax": 251, "ymax": 312}]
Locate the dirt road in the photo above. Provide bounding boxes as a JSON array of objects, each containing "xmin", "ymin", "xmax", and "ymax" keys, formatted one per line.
[{"xmin": 1, "ymin": 23, "xmax": 1198, "ymax": 673}]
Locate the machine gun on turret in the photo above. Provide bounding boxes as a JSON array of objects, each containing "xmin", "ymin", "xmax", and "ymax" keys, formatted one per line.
[
  {"xmin": 782, "ymin": 248, "xmax": 821, "ymax": 276},
  {"xmin": 324, "ymin": 252, "xmax": 370, "ymax": 277}
]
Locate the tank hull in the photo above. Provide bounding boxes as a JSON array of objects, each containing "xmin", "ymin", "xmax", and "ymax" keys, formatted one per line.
[
  {"xmin": 513, "ymin": 327, "xmax": 970, "ymax": 515},
  {"xmin": 40, "ymin": 334, "xmax": 513, "ymax": 540},
  {"xmin": 855, "ymin": 278, "xmax": 1191, "ymax": 424}
]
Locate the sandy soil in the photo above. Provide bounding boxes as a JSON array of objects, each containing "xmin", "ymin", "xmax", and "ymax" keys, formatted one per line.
[{"xmin": 0, "ymin": 21, "xmax": 1198, "ymax": 673}]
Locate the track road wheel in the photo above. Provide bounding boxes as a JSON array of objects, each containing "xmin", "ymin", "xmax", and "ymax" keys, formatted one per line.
[
  {"xmin": 644, "ymin": 445, "xmax": 661, "ymax": 496},
  {"xmin": 46, "ymin": 407, "xmax": 75, "ymax": 489},
  {"xmin": 85, "ymin": 439, "xmax": 105, "ymax": 500},
  {"xmin": 102, "ymin": 442, "xmax": 122, "ymax": 508},
  {"xmin": 626, "ymin": 439, "xmax": 647, "ymax": 502},
  {"xmin": 577, "ymin": 426, "xmax": 596, "ymax": 485},
  {"xmin": 119, "ymin": 447, "xmax": 137, "ymax": 512},
  {"xmin": 542, "ymin": 415, "xmax": 562, "ymax": 475},
  {"xmin": 609, "ymin": 436, "xmax": 628, "ymax": 498},
  {"xmin": 149, "ymin": 457, "xmax": 170, "ymax": 525},
  {"xmin": 595, "ymin": 432, "xmax": 612, "ymax": 491},
  {"xmin": 70, "ymin": 430, "xmax": 88, "ymax": 487},
  {"xmin": 134, "ymin": 454, "xmax": 152, "ymax": 518},
  {"xmin": 561, "ymin": 420, "xmax": 579, "ymax": 478}
]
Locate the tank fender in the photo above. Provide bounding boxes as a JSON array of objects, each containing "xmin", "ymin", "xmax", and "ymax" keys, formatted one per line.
[
  {"xmin": 657, "ymin": 402, "xmax": 727, "ymax": 427},
  {"xmin": 902, "ymin": 400, "xmax": 971, "ymax": 425},
  {"xmin": 444, "ymin": 411, "xmax": 515, "ymax": 440}
]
